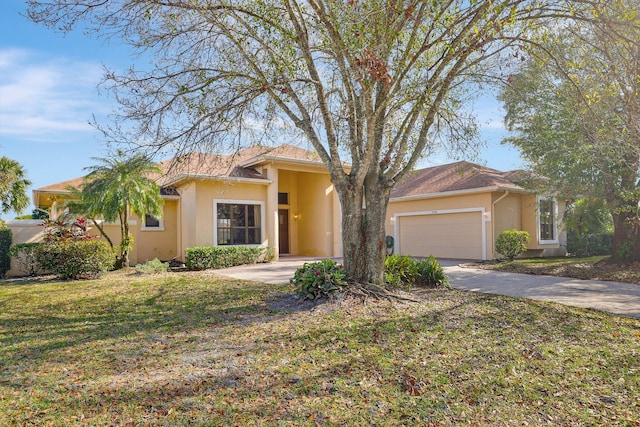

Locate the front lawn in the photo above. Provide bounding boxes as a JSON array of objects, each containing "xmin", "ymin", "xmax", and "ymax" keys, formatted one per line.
[
  {"xmin": 1, "ymin": 271, "xmax": 639, "ymax": 426},
  {"xmin": 479, "ymin": 257, "xmax": 640, "ymax": 285}
]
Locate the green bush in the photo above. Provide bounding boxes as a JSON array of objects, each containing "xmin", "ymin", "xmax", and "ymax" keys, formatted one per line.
[
  {"xmin": 36, "ymin": 240, "xmax": 114, "ymax": 280},
  {"xmin": 567, "ymin": 231, "xmax": 612, "ymax": 257},
  {"xmin": 414, "ymin": 255, "xmax": 450, "ymax": 288},
  {"xmin": 135, "ymin": 258, "xmax": 169, "ymax": 274},
  {"xmin": 291, "ymin": 259, "xmax": 348, "ymax": 300},
  {"xmin": 0, "ymin": 228, "xmax": 12, "ymax": 277},
  {"xmin": 184, "ymin": 245, "xmax": 272, "ymax": 270},
  {"xmin": 495, "ymin": 229, "xmax": 530, "ymax": 261},
  {"xmin": 384, "ymin": 254, "xmax": 418, "ymax": 289},
  {"xmin": 9, "ymin": 243, "xmax": 42, "ymax": 277},
  {"xmin": 384, "ymin": 254, "xmax": 450, "ymax": 288}
]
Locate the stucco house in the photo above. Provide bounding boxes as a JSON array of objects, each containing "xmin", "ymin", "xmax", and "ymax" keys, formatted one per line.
[
  {"xmin": 29, "ymin": 144, "xmax": 343, "ymax": 265},
  {"xmin": 386, "ymin": 161, "xmax": 566, "ymax": 260},
  {"xmin": 18, "ymin": 144, "xmax": 565, "ymax": 269}
]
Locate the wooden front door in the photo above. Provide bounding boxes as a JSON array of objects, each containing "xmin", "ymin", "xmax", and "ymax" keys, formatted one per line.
[{"xmin": 278, "ymin": 209, "xmax": 290, "ymax": 254}]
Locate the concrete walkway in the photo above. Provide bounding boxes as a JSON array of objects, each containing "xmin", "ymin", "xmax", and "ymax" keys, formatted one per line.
[{"xmin": 215, "ymin": 257, "xmax": 640, "ymax": 319}]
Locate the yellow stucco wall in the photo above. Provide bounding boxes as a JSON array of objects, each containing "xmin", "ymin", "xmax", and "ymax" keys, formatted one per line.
[
  {"xmin": 520, "ymin": 194, "xmax": 539, "ymax": 249},
  {"xmin": 386, "ymin": 191, "xmax": 567, "ymax": 260},
  {"xmin": 197, "ymin": 180, "xmax": 268, "ymax": 246},
  {"xmin": 491, "ymin": 192, "xmax": 523, "ymax": 258},
  {"xmin": 296, "ymin": 172, "xmax": 335, "ymax": 256},
  {"xmin": 493, "ymin": 193, "xmax": 522, "ymax": 233},
  {"xmin": 179, "ymin": 182, "xmax": 197, "ymax": 259},
  {"xmin": 132, "ymin": 199, "xmax": 179, "ymax": 263},
  {"xmin": 175, "ymin": 179, "xmax": 269, "ymax": 258}
]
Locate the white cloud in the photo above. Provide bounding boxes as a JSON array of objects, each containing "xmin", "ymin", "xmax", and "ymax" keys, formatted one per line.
[{"xmin": 0, "ymin": 48, "xmax": 110, "ymax": 141}]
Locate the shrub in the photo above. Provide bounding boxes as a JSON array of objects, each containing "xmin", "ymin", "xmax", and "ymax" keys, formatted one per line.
[
  {"xmin": 36, "ymin": 240, "xmax": 114, "ymax": 280},
  {"xmin": 414, "ymin": 255, "xmax": 450, "ymax": 288},
  {"xmin": 384, "ymin": 254, "xmax": 418, "ymax": 289},
  {"xmin": 185, "ymin": 245, "xmax": 272, "ymax": 270},
  {"xmin": 0, "ymin": 228, "xmax": 12, "ymax": 277},
  {"xmin": 291, "ymin": 259, "xmax": 348, "ymax": 300},
  {"xmin": 42, "ymin": 216, "xmax": 94, "ymax": 243},
  {"xmin": 135, "ymin": 258, "xmax": 169, "ymax": 274},
  {"xmin": 9, "ymin": 243, "xmax": 42, "ymax": 276},
  {"xmin": 496, "ymin": 229, "xmax": 530, "ymax": 261},
  {"xmin": 567, "ymin": 231, "xmax": 612, "ymax": 257},
  {"xmin": 384, "ymin": 254, "xmax": 450, "ymax": 288}
]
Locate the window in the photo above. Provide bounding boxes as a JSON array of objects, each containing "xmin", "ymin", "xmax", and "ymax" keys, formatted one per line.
[
  {"xmin": 216, "ymin": 202, "xmax": 262, "ymax": 245},
  {"xmin": 538, "ymin": 198, "xmax": 557, "ymax": 242},
  {"xmin": 142, "ymin": 213, "xmax": 163, "ymax": 230},
  {"xmin": 278, "ymin": 192, "xmax": 289, "ymax": 205}
]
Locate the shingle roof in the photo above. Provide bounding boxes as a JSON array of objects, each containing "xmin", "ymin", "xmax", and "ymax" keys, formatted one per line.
[
  {"xmin": 34, "ymin": 176, "xmax": 85, "ymax": 193},
  {"xmin": 34, "ymin": 144, "xmax": 322, "ymax": 193},
  {"xmin": 35, "ymin": 148, "xmax": 532, "ymax": 201},
  {"xmin": 391, "ymin": 161, "xmax": 530, "ymax": 199},
  {"xmin": 159, "ymin": 144, "xmax": 322, "ymax": 185}
]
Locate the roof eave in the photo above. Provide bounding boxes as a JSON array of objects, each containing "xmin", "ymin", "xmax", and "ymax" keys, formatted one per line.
[
  {"xmin": 162, "ymin": 173, "xmax": 272, "ymax": 187},
  {"xmin": 239, "ymin": 155, "xmax": 325, "ymax": 168},
  {"xmin": 389, "ymin": 185, "xmax": 531, "ymax": 202}
]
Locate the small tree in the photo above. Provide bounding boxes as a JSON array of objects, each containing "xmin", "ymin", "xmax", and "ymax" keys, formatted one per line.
[
  {"xmin": 78, "ymin": 153, "xmax": 163, "ymax": 268},
  {"xmin": 496, "ymin": 229, "xmax": 530, "ymax": 261}
]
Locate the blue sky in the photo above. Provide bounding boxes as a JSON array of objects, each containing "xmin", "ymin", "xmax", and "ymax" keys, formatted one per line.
[{"xmin": 0, "ymin": 0, "xmax": 524, "ymax": 218}]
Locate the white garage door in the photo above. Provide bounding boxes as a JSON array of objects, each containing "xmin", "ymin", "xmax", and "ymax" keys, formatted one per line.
[{"xmin": 398, "ymin": 211, "xmax": 483, "ymax": 259}]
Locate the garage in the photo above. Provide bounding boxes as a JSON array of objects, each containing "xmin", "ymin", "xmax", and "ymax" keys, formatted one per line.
[{"xmin": 396, "ymin": 210, "xmax": 484, "ymax": 260}]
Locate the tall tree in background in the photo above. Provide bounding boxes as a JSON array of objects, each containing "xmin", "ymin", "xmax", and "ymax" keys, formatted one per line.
[
  {"xmin": 0, "ymin": 157, "xmax": 31, "ymax": 216},
  {"xmin": 78, "ymin": 154, "xmax": 164, "ymax": 268},
  {"xmin": 500, "ymin": 1, "xmax": 640, "ymax": 262},
  {"xmin": 28, "ymin": 0, "xmax": 598, "ymax": 284}
]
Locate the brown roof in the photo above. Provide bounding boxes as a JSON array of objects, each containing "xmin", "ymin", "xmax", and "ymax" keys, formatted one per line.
[
  {"xmin": 159, "ymin": 144, "xmax": 321, "ymax": 185},
  {"xmin": 238, "ymin": 144, "xmax": 321, "ymax": 165},
  {"xmin": 35, "ymin": 144, "xmax": 322, "ymax": 193},
  {"xmin": 34, "ymin": 176, "xmax": 85, "ymax": 193},
  {"xmin": 391, "ymin": 161, "xmax": 529, "ymax": 199}
]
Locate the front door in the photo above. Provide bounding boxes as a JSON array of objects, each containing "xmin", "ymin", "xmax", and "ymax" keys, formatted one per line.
[{"xmin": 278, "ymin": 209, "xmax": 290, "ymax": 254}]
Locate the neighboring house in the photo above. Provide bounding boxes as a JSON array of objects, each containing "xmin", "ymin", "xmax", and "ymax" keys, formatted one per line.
[
  {"xmin": 385, "ymin": 161, "xmax": 566, "ymax": 260},
  {"xmin": 17, "ymin": 145, "xmax": 564, "ymax": 271}
]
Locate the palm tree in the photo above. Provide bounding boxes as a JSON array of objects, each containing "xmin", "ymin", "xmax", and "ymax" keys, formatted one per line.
[
  {"xmin": 79, "ymin": 153, "xmax": 164, "ymax": 268},
  {"xmin": 0, "ymin": 157, "xmax": 31, "ymax": 215}
]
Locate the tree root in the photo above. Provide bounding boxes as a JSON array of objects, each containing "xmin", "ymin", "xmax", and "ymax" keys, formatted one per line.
[{"xmin": 343, "ymin": 281, "xmax": 420, "ymax": 304}]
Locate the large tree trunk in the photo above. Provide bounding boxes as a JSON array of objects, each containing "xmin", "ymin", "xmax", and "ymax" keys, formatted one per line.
[
  {"xmin": 335, "ymin": 175, "xmax": 392, "ymax": 285},
  {"xmin": 607, "ymin": 164, "xmax": 640, "ymax": 263},
  {"xmin": 610, "ymin": 209, "xmax": 640, "ymax": 262}
]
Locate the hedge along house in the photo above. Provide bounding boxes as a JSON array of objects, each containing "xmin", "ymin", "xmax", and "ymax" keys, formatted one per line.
[
  {"xmin": 385, "ymin": 161, "xmax": 567, "ymax": 260},
  {"xmin": 30, "ymin": 144, "xmax": 344, "ymax": 265}
]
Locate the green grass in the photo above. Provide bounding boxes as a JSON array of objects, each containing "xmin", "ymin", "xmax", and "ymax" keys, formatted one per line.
[{"xmin": 1, "ymin": 271, "xmax": 639, "ymax": 426}]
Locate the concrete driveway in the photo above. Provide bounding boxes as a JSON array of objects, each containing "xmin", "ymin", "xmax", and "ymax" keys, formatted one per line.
[
  {"xmin": 215, "ymin": 257, "xmax": 640, "ymax": 319},
  {"xmin": 445, "ymin": 265, "xmax": 640, "ymax": 319}
]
